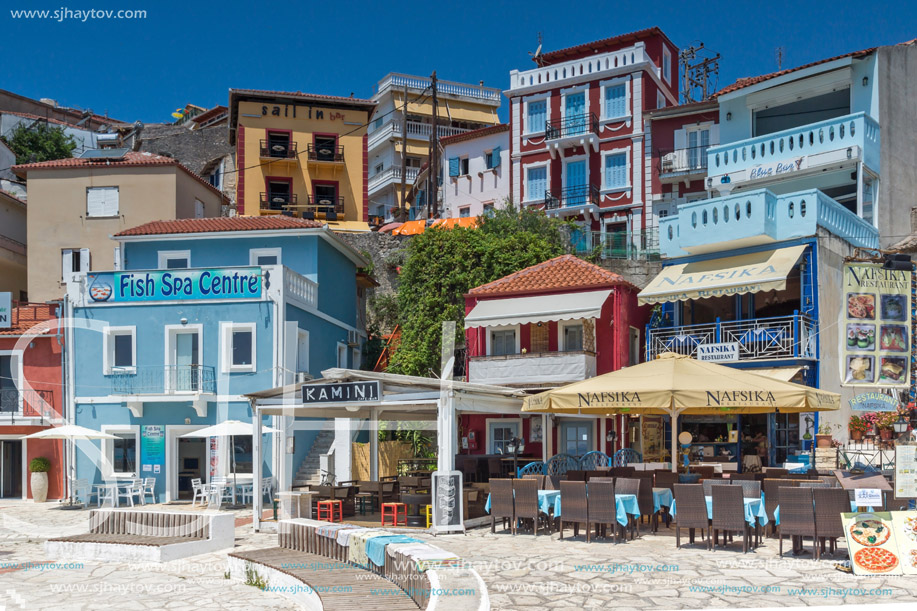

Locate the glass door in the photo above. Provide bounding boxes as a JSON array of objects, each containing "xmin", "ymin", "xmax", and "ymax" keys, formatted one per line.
[
  {"xmin": 565, "ymin": 159, "xmax": 586, "ymax": 206},
  {"xmin": 173, "ymin": 332, "xmax": 200, "ymax": 392},
  {"xmin": 769, "ymin": 413, "xmax": 800, "ymax": 467},
  {"xmin": 565, "ymin": 92, "xmax": 586, "ymax": 135},
  {"xmin": 560, "ymin": 421, "xmax": 592, "ymax": 456},
  {"xmin": 0, "ymin": 440, "xmax": 23, "ymax": 498}
]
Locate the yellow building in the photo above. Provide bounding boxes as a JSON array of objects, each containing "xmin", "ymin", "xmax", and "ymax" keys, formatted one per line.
[{"xmin": 229, "ymin": 89, "xmax": 376, "ymax": 232}]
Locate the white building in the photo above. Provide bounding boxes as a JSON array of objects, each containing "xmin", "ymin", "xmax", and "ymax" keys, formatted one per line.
[{"xmin": 441, "ymin": 124, "xmax": 510, "ymax": 218}]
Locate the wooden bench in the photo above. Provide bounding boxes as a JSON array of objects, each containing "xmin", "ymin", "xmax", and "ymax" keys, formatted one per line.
[{"xmin": 46, "ymin": 508, "xmax": 235, "ymax": 562}]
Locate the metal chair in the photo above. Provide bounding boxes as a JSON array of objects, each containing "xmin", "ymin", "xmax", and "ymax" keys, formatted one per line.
[
  {"xmin": 712, "ymin": 485, "xmax": 751, "ymax": 553},
  {"xmin": 813, "ymin": 487, "xmax": 850, "ymax": 556},
  {"xmin": 558, "ymin": 481, "xmax": 590, "ymax": 542},
  {"xmin": 587, "ymin": 480, "xmax": 621, "ymax": 543},
  {"xmin": 778, "ymin": 487, "xmax": 818, "ymax": 559},
  {"xmin": 489, "ymin": 479, "xmax": 514, "ymax": 535},
  {"xmin": 673, "ymin": 484, "xmax": 710, "ymax": 549}
]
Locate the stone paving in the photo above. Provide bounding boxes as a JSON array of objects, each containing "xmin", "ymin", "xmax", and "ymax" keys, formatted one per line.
[{"xmin": 2, "ymin": 501, "xmax": 917, "ymax": 610}]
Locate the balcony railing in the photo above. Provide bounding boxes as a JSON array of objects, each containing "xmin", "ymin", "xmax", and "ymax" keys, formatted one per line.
[
  {"xmin": 509, "ymin": 43, "xmax": 654, "ymax": 93},
  {"xmin": 110, "ymin": 365, "xmax": 216, "ymax": 395},
  {"xmin": 260, "ymin": 140, "xmax": 298, "ymax": 160},
  {"xmin": 0, "ymin": 388, "xmax": 57, "ymax": 422},
  {"xmin": 571, "ymin": 229, "xmax": 660, "ymax": 260},
  {"xmin": 307, "ymin": 143, "xmax": 344, "ymax": 163},
  {"xmin": 646, "ymin": 313, "xmax": 816, "ymax": 362},
  {"xmin": 283, "ymin": 266, "xmax": 318, "ymax": 309},
  {"xmin": 468, "ymin": 350, "xmax": 596, "ymax": 386},
  {"xmin": 368, "ymin": 166, "xmax": 419, "ymax": 192},
  {"xmin": 260, "ymin": 192, "xmax": 298, "ymax": 211},
  {"xmin": 376, "ymin": 73, "xmax": 501, "ymax": 104},
  {"xmin": 707, "ymin": 112, "xmax": 880, "ymax": 181},
  {"xmin": 546, "ymin": 113, "xmax": 600, "ymax": 141},
  {"xmin": 545, "ymin": 184, "xmax": 600, "ymax": 210},
  {"xmin": 657, "ymin": 146, "xmax": 709, "ymax": 176}
]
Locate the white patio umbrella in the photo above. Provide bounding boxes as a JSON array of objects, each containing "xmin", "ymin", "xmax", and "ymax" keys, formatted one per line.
[
  {"xmin": 24, "ymin": 425, "xmax": 119, "ymax": 508},
  {"xmin": 181, "ymin": 420, "xmax": 280, "ymax": 507}
]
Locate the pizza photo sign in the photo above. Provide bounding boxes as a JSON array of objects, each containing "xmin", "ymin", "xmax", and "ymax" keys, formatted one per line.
[
  {"xmin": 891, "ymin": 511, "xmax": 917, "ymax": 576},
  {"xmin": 842, "ymin": 512, "xmax": 903, "ymax": 576}
]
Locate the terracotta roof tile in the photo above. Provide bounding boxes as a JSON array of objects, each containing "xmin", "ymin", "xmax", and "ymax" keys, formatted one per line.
[
  {"xmin": 538, "ymin": 27, "xmax": 675, "ymax": 65},
  {"xmin": 229, "ymin": 89, "xmax": 376, "ymax": 107},
  {"xmin": 0, "ymin": 110, "xmax": 81, "ymax": 129},
  {"xmin": 0, "ymin": 303, "xmax": 57, "ymax": 335},
  {"xmin": 440, "ymin": 124, "xmax": 509, "ymax": 146},
  {"xmin": 469, "ymin": 254, "xmax": 635, "ymax": 296},
  {"xmin": 114, "ymin": 215, "xmax": 325, "ymax": 237}
]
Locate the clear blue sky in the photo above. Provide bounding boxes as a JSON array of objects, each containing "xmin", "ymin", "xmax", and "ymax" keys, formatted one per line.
[{"xmin": 4, "ymin": 0, "xmax": 915, "ymax": 124}]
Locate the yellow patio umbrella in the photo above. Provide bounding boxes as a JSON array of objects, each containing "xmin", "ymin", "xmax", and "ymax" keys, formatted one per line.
[{"xmin": 522, "ymin": 353, "xmax": 839, "ymax": 472}]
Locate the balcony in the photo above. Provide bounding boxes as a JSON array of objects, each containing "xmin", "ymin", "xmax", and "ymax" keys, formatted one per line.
[
  {"xmin": 571, "ymin": 229, "xmax": 660, "ymax": 261},
  {"xmin": 0, "ymin": 388, "xmax": 57, "ymax": 423},
  {"xmin": 304, "ymin": 194, "xmax": 346, "ymax": 221},
  {"xmin": 110, "ymin": 366, "xmax": 216, "ymax": 395},
  {"xmin": 369, "ymin": 119, "xmax": 475, "ymax": 149},
  {"xmin": 658, "ymin": 188, "xmax": 879, "ymax": 258},
  {"xmin": 543, "ymin": 184, "xmax": 600, "ymax": 218},
  {"xmin": 260, "ymin": 192, "xmax": 298, "ymax": 212},
  {"xmin": 376, "ymin": 73, "xmax": 501, "ymax": 105},
  {"xmin": 706, "ymin": 112, "xmax": 880, "ymax": 188},
  {"xmin": 646, "ymin": 313, "xmax": 816, "ymax": 362},
  {"xmin": 283, "ymin": 266, "xmax": 318, "ymax": 310},
  {"xmin": 657, "ymin": 146, "xmax": 709, "ymax": 181},
  {"xmin": 545, "ymin": 113, "xmax": 599, "ymax": 156},
  {"xmin": 260, "ymin": 139, "xmax": 298, "ymax": 162},
  {"xmin": 368, "ymin": 166, "xmax": 419, "ymax": 193},
  {"xmin": 307, "ymin": 143, "xmax": 344, "ymax": 163},
  {"xmin": 509, "ymin": 42, "xmax": 655, "ymax": 95},
  {"xmin": 468, "ymin": 351, "xmax": 596, "ymax": 387}
]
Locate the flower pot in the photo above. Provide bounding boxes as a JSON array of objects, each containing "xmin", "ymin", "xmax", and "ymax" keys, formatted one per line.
[
  {"xmin": 850, "ymin": 430, "xmax": 863, "ymax": 441},
  {"xmin": 30, "ymin": 471, "xmax": 49, "ymax": 503},
  {"xmin": 815, "ymin": 434, "xmax": 833, "ymax": 449},
  {"xmin": 880, "ymin": 428, "xmax": 893, "ymax": 441}
]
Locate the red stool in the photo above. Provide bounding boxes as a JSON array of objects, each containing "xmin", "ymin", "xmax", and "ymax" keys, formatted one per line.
[
  {"xmin": 317, "ymin": 500, "xmax": 343, "ymax": 523},
  {"xmin": 381, "ymin": 502, "xmax": 407, "ymax": 526}
]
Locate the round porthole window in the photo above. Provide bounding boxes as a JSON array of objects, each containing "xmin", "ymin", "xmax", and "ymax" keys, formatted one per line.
[
  {"xmin": 742, "ymin": 148, "xmax": 747, "ymax": 161},
  {"xmin": 788, "ymin": 137, "xmax": 794, "ymax": 150},
  {"xmin": 724, "ymin": 205, "xmax": 729, "ymax": 223},
  {"xmin": 840, "ymin": 123, "xmax": 845, "ymax": 139},
  {"xmin": 746, "ymin": 201, "xmax": 752, "ymax": 218},
  {"xmin": 735, "ymin": 203, "xmax": 740, "ymax": 221},
  {"xmin": 668, "ymin": 225, "xmax": 673, "ymax": 239},
  {"xmin": 692, "ymin": 212, "xmax": 697, "ymax": 228},
  {"xmin": 850, "ymin": 121, "xmax": 855, "ymax": 137},
  {"xmin": 779, "ymin": 138, "xmax": 784, "ymax": 153},
  {"xmin": 713, "ymin": 207, "xmax": 718, "ymax": 224},
  {"xmin": 800, "ymin": 200, "xmax": 806, "ymax": 217},
  {"xmin": 715, "ymin": 153, "xmax": 720, "ymax": 167},
  {"xmin": 751, "ymin": 146, "xmax": 756, "ymax": 159},
  {"xmin": 702, "ymin": 210, "xmax": 708, "ymax": 226},
  {"xmin": 770, "ymin": 141, "xmax": 775, "ymax": 155},
  {"xmin": 819, "ymin": 128, "xmax": 824, "ymax": 143},
  {"xmin": 788, "ymin": 202, "xmax": 795, "ymax": 218}
]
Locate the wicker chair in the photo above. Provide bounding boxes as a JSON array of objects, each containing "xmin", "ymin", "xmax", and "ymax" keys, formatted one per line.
[
  {"xmin": 814, "ymin": 487, "xmax": 849, "ymax": 556},
  {"xmin": 490, "ymin": 478, "xmax": 515, "ymax": 535},
  {"xmin": 693, "ymin": 466, "xmax": 716, "ymax": 479},
  {"xmin": 566, "ymin": 470, "xmax": 587, "ymax": 482},
  {"xmin": 763, "ymin": 478, "xmax": 797, "ymax": 536},
  {"xmin": 459, "ymin": 458, "xmax": 477, "ymax": 484},
  {"xmin": 488, "ymin": 458, "xmax": 503, "ymax": 480},
  {"xmin": 610, "ymin": 467, "xmax": 635, "ymax": 478},
  {"xmin": 654, "ymin": 471, "xmax": 678, "ymax": 491},
  {"xmin": 799, "ymin": 481, "xmax": 829, "ymax": 488},
  {"xmin": 548, "ymin": 475, "xmax": 562, "ymax": 491},
  {"xmin": 614, "ymin": 477, "xmax": 641, "ymax": 536},
  {"xmin": 765, "ymin": 468, "xmax": 789, "ymax": 478},
  {"xmin": 634, "ymin": 476, "xmax": 660, "ymax": 532},
  {"xmin": 737, "ymin": 480, "xmax": 762, "ymax": 499},
  {"xmin": 703, "ymin": 479, "xmax": 731, "ymax": 497},
  {"xmin": 587, "ymin": 480, "xmax": 620, "ymax": 543},
  {"xmin": 558, "ymin": 481, "xmax": 590, "ymax": 542},
  {"xmin": 712, "ymin": 485, "xmax": 751, "ymax": 553},
  {"xmin": 778, "ymin": 487, "xmax": 817, "ymax": 559},
  {"xmin": 584, "ymin": 470, "xmax": 606, "ymax": 481},
  {"xmin": 673, "ymin": 484, "xmax": 710, "ymax": 549},
  {"xmin": 522, "ymin": 474, "xmax": 547, "ymax": 490},
  {"xmin": 818, "ymin": 475, "xmax": 840, "ymax": 487},
  {"xmin": 588, "ymin": 477, "xmax": 614, "ymax": 483},
  {"xmin": 513, "ymin": 478, "xmax": 544, "ymax": 536},
  {"xmin": 884, "ymin": 489, "xmax": 910, "ymax": 511},
  {"xmin": 729, "ymin": 473, "xmax": 756, "ymax": 481}
]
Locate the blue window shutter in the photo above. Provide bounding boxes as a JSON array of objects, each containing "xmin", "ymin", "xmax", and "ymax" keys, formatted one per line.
[
  {"xmin": 448, "ymin": 157, "xmax": 460, "ymax": 177},
  {"xmin": 605, "ymin": 85, "xmax": 625, "ymax": 118},
  {"xmin": 605, "ymin": 154, "xmax": 626, "ymax": 188},
  {"xmin": 492, "ymin": 146, "xmax": 501, "ymax": 167}
]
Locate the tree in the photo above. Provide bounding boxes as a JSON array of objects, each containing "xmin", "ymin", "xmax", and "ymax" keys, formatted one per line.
[
  {"xmin": 386, "ymin": 203, "xmax": 572, "ymax": 377},
  {"xmin": 1, "ymin": 122, "xmax": 77, "ymax": 165}
]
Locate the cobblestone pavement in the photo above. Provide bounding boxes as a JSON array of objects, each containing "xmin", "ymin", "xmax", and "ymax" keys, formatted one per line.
[{"xmin": 3, "ymin": 501, "xmax": 917, "ymax": 610}]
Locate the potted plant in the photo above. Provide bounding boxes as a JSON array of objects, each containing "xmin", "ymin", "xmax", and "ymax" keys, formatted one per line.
[
  {"xmin": 849, "ymin": 414, "xmax": 868, "ymax": 441},
  {"xmin": 815, "ymin": 424, "xmax": 836, "ymax": 449},
  {"xmin": 877, "ymin": 411, "xmax": 899, "ymax": 441},
  {"xmin": 29, "ymin": 457, "xmax": 51, "ymax": 503}
]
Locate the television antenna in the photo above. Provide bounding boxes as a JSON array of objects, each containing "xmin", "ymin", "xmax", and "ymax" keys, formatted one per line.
[
  {"xmin": 775, "ymin": 47, "xmax": 785, "ymax": 70},
  {"xmin": 529, "ymin": 32, "xmax": 545, "ymax": 66}
]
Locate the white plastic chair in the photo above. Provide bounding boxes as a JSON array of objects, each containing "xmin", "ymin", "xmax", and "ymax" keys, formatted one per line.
[
  {"xmin": 191, "ymin": 478, "xmax": 207, "ymax": 507},
  {"xmin": 71, "ymin": 479, "xmax": 91, "ymax": 506},
  {"xmin": 141, "ymin": 478, "xmax": 156, "ymax": 504},
  {"xmin": 96, "ymin": 484, "xmax": 116, "ymax": 508},
  {"xmin": 117, "ymin": 480, "xmax": 143, "ymax": 507}
]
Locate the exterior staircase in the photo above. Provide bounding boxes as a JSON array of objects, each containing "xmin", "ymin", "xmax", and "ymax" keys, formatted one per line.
[{"xmin": 293, "ymin": 429, "xmax": 335, "ymax": 487}]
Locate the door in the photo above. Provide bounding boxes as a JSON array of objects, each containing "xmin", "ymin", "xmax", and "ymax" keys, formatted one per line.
[
  {"xmin": 267, "ymin": 180, "xmax": 291, "ymax": 210},
  {"xmin": 560, "ymin": 421, "xmax": 592, "ymax": 456},
  {"xmin": 296, "ymin": 330, "xmax": 310, "ymax": 377},
  {"xmin": 769, "ymin": 413, "xmax": 800, "ymax": 467},
  {"xmin": 0, "ymin": 354, "xmax": 17, "ymax": 414},
  {"xmin": 565, "ymin": 92, "xmax": 586, "ymax": 135},
  {"xmin": 177, "ymin": 437, "xmax": 205, "ymax": 500},
  {"xmin": 174, "ymin": 332, "xmax": 200, "ymax": 392},
  {"xmin": 313, "ymin": 184, "xmax": 338, "ymax": 216},
  {"xmin": 565, "ymin": 160, "xmax": 586, "ymax": 206},
  {"xmin": 0, "ymin": 440, "xmax": 23, "ymax": 498},
  {"xmin": 687, "ymin": 129, "xmax": 710, "ymax": 170}
]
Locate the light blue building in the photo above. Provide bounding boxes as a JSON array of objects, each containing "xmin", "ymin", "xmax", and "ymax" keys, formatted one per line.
[
  {"xmin": 64, "ymin": 216, "xmax": 368, "ymax": 502},
  {"xmin": 638, "ymin": 41, "xmax": 917, "ymax": 466}
]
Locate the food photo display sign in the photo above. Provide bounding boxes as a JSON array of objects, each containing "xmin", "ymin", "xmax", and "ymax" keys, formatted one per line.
[
  {"xmin": 841, "ymin": 511, "xmax": 917, "ymax": 576},
  {"xmin": 840, "ymin": 262, "xmax": 911, "ymax": 387}
]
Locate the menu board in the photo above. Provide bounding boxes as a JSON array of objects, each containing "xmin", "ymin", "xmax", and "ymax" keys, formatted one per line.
[
  {"xmin": 840, "ymin": 262, "xmax": 911, "ymax": 387},
  {"xmin": 641, "ymin": 416, "xmax": 664, "ymax": 462},
  {"xmin": 141, "ymin": 425, "xmax": 165, "ymax": 474},
  {"xmin": 431, "ymin": 470, "xmax": 464, "ymax": 534},
  {"xmin": 896, "ymin": 443, "xmax": 917, "ymax": 499},
  {"xmin": 891, "ymin": 512, "xmax": 917, "ymax": 575},
  {"xmin": 842, "ymin": 511, "xmax": 903, "ymax": 575}
]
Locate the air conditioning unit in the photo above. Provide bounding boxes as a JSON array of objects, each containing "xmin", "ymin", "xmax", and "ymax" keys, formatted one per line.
[{"xmin": 347, "ymin": 330, "xmax": 360, "ymax": 347}]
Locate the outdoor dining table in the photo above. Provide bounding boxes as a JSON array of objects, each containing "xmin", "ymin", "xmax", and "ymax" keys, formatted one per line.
[
  {"xmin": 93, "ymin": 481, "xmax": 136, "ymax": 507},
  {"xmin": 670, "ymin": 495, "xmax": 769, "ymax": 527},
  {"xmin": 484, "ymin": 489, "xmax": 560, "ymax": 517},
  {"xmin": 552, "ymin": 493, "xmax": 640, "ymax": 527},
  {"xmin": 653, "ymin": 487, "xmax": 674, "ymax": 513}
]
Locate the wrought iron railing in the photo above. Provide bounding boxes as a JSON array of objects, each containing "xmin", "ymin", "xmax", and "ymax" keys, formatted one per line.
[
  {"xmin": 656, "ymin": 145, "xmax": 709, "ymax": 174},
  {"xmin": 307, "ymin": 143, "xmax": 344, "ymax": 163},
  {"xmin": 837, "ymin": 444, "xmax": 896, "ymax": 472},
  {"xmin": 571, "ymin": 228, "xmax": 659, "ymax": 260},
  {"xmin": 260, "ymin": 139, "xmax": 298, "ymax": 159},
  {"xmin": 260, "ymin": 192, "xmax": 298, "ymax": 211},
  {"xmin": 307, "ymin": 195, "xmax": 345, "ymax": 216},
  {"xmin": 646, "ymin": 313, "xmax": 816, "ymax": 362},
  {"xmin": 0, "ymin": 388, "xmax": 56, "ymax": 423},
  {"xmin": 110, "ymin": 365, "xmax": 216, "ymax": 395},
  {"xmin": 545, "ymin": 112, "xmax": 599, "ymax": 140}
]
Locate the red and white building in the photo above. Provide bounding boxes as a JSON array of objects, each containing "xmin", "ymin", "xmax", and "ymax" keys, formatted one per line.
[
  {"xmin": 506, "ymin": 27, "xmax": 679, "ymax": 250},
  {"xmin": 462, "ymin": 255, "xmax": 649, "ymax": 458}
]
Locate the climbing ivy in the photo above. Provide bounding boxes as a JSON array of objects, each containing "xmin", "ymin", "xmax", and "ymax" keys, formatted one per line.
[{"xmin": 386, "ymin": 203, "xmax": 571, "ymax": 377}]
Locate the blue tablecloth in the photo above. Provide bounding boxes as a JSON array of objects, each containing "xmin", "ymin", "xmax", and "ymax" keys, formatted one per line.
[
  {"xmin": 670, "ymin": 495, "xmax": 768, "ymax": 526},
  {"xmin": 553, "ymin": 493, "xmax": 639, "ymax": 527},
  {"xmin": 773, "ymin": 501, "xmax": 857, "ymax": 525},
  {"xmin": 653, "ymin": 488, "xmax": 674, "ymax": 513},
  {"xmin": 484, "ymin": 489, "xmax": 560, "ymax": 515},
  {"xmin": 364, "ymin": 535, "xmax": 422, "ymax": 567}
]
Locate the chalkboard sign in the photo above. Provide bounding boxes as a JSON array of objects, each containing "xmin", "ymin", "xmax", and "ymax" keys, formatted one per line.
[{"xmin": 431, "ymin": 470, "xmax": 464, "ymax": 534}]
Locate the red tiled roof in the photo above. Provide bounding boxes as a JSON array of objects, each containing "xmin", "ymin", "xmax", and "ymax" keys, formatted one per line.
[
  {"xmin": 538, "ymin": 27, "xmax": 675, "ymax": 65},
  {"xmin": 715, "ymin": 47, "xmax": 879, "ymax": 97},
  {"xmin": 440, "ymin": 124, "xmax": 509, "ymax": 146},
  {"xmin": 0, "ymin": 303, "xmax": 57, "ymax": 336},
  {"xmin": 12, "ymin": 151, "xmax": 226, "ymax": 200},
  {"xmin": 0, "ymin": 110, "xmax": 80, "ymax": 129},
  {"xmin": 469, "ymin": 254, "xmax": 635, "ymax": 296},
  {"xmin": 114, "ymin": 215, "xmax": 324, "ymax": 237},
  {"xmin": 191, "ymin": 105, "xmax": 228, "ymax": 124},
  {"xmin": 229, "ymin": 89, "xmax": 376, "ymax": 107}
]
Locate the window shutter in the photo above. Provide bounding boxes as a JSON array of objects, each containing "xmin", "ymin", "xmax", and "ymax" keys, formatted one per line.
[
  {"xmin": 491, "ymin": 146, "xmax": 501, "ymax": 167},
  {"xmin": 61, "ymin": 250, "xmax": 72, "ymax": 281},
  {"xmin": 113, "ymin": 247, "xmax": 121, "ymax": 271},
  {"xmin": 79, "ymin": 249, "xmax": 91, "ymax": 273},
  {"xmin": 449, "ymin": 157, "xmax": 460, "ymax": 177},
  {"xmin": 87, "ymin": 187, "xmax": 119, "ymax": 217}
]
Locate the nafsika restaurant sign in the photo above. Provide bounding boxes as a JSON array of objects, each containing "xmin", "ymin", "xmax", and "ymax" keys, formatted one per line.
[
  {"xmin": 87, "ymin": 268, "xmax": 262, "ymax": 302},
  {"xmin": 840, "ymin": 263, "xmax": 911, "ymax": 388}
]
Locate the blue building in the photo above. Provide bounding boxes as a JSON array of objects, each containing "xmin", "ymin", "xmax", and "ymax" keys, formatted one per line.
[
  {"xmin": 64, "ymin": 216, "xmax": 369, "ymax": 502},
  {"xmin": 637, "ymin": 41, "xmax": 917, "ymax": 465}
]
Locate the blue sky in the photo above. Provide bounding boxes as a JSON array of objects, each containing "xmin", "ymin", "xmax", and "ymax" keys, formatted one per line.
[{"xmin": 4, "ymin": 0, "xmax": 916, "ymax": 124}]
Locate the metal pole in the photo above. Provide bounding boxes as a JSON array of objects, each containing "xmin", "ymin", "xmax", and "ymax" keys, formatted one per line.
[
  {"xmin": 430, "ymin": 71, "xmax": 439, "ymax": 218},
  {"xmin": 399, "ymin": 84, "xmax": 409, "ymax": 218}
]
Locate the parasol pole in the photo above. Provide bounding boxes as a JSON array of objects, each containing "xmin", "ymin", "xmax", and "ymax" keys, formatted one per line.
[{"xmin": 670, "ymin": 400, "xmax": 679, "ymax": 474}]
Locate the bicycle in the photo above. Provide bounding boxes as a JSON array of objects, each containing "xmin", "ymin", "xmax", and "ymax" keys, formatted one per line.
[{"xmin": 319, "ymin": 469, "xmax": 336, "ymax": 486}]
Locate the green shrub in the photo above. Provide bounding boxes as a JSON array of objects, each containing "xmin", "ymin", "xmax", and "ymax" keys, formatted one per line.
[{"xmin": 29, "ymin": 457, "xmax": 51, "ymax": 473}]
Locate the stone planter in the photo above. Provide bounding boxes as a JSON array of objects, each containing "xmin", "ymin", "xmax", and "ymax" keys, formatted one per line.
[
  {"xmin": 815, "ymin": 434, "xmax": 833, "ymax": 449},
  {"xmin": 31, "ymin": 471, "xmax": 49, "ymax": 503}
]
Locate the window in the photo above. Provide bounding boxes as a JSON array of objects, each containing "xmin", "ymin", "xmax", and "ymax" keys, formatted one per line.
[
  {"xmin": 373, "ymin": 163, "xmax": 384, "ymax": 176},
  {"xmin": 526, "ymin": 99, "xmax": 547, "ymax": 133},
  {"xmin": 663, "ymin": 47, "xmax": 672, "ymax": 83},
  {"xmin": 604, "ymin": 84, "xmax": 626, "ymax": 119},
  {"xmin": 657, "ymin": 92, "xmax": 666, "ymax": 109},
  {"xmin": 373, "ymin": 117, "xmax": 383, "ymax": 131},
  {"xmin": 604, "ymin": 153, "xmax": 628, "ymax": 189},
  {"xmin": 208, "ymin": 160, "xmax": 223, "ymax": 189},
  {"xmin": 266, "ymin": 130, "xmax": 292, "ymax": 158},
  {"xmin": 337, "ymin": 343, "xmax": 348, "ymax": 368},
  {"xmin": 405, "ymin": 156, "xmax": 421, "ymax": 169},
  {"xmin": 0, "ymin": 353, "xmax": 21, "ymax": 413},
  {"xmin": 312, "ymin": 183, "xmax": 339, "ymax": 215},
  {"xmin": 221, "ymin": 322, "xmax": 256, "ymax": 373},
  {"xmin": 560, "ymin": 421, "xmax": 592, "ymax": 455},
  {"xmin": 351, "ymin": 347, "xmax": 361, "ymax": 370},
  {"xmin": 232, "ymin": 436, "xmax": 253, "ymax": 473},
  {"xmin": 490, "ymin": 329, "xmax": 516, "ymax": 356},
  {"xmin": 296, "ymin": 329, "xmax": 310, "ymax": 375},
  {"xmin": 313, "ymin": 135, "xmax": 338, "ymax": 161},
  {"xmin": 194, "ymin": 199, "xmax": 205, "ymax": 218},
  {"xmin": 629, "ymin": 327, "xmax": 641, "ymax": 366},
  {"xmin": 102, "ymin": 425, "xmax": 138, "ymax": 478},
  {"xmin": 265, "ymin": 178, "xmax": 292, "ymax": 210},
  {"xmin": 249, "ymin": 248, "xmax": 281, "ymax": 266},
  {"xmin": 482, "ymin": 203, "xmax": 495, "ymax": 216},
  {"xmin": 488, "ymin": 419, "xmax": 521, "ymax": 454},
  {"xmin": 525, "ymin": 166, "xmax": 547, "ymax": 201},
  {"xmin": 485, "ymin": 146, "xmax": 501, "ymax": 170},
  {"xmin": 459, "ymin": 207, "xmax": 470, "ymax": 218},
  {"xmin": 86, "ymin": 186, "xmax": 119, "ymax": 218},
  {"xmin": 158, "ymin": 250, "xmax": 190, "ymax": 270},
  {"xmin": 459, "ymin": 157, "xmax": 470, "ymax": 176},
  {"xmin": 562, "ymin": 323, "xmax": 584, "ymax": 351},
  {"xmin": 103, "ymin": 327, "xmax": 135, "ymax": 374},
  {"xmin": 61, "ymin": 248, "xmax": 90, "ymax": 282}
]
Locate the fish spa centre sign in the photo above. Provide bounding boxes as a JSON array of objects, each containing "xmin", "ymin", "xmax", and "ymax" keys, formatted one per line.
[{"xmin": 87, "ymin": 268, "xmax": 262, "ymax": 302}]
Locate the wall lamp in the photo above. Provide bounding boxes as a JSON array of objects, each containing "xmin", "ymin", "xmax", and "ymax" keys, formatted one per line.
[
  {"xmin": 862, "ymin": 76, "xmax": 869, "ymax": 87},
  {"xmin": 726, "ymin": 112, "xmax": 732, "ymax": 121}
]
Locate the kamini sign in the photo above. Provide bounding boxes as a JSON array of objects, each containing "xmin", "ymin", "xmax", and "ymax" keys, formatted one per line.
[
  {"xmin": 697, "ymin": 342, "xmax": 739, "ymax": 362},
  {"xmin": 302, "ymin": 381, "xmax": 381, "ymax": 405},
  {"xmin": 87, "ymin": 268, "xmax": 262, "ymax": 302}
]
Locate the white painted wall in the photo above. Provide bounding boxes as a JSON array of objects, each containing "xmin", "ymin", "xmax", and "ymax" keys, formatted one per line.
[{"xmin": 441, "ymin": 129, "xmax": 509, "ymax": 218}]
